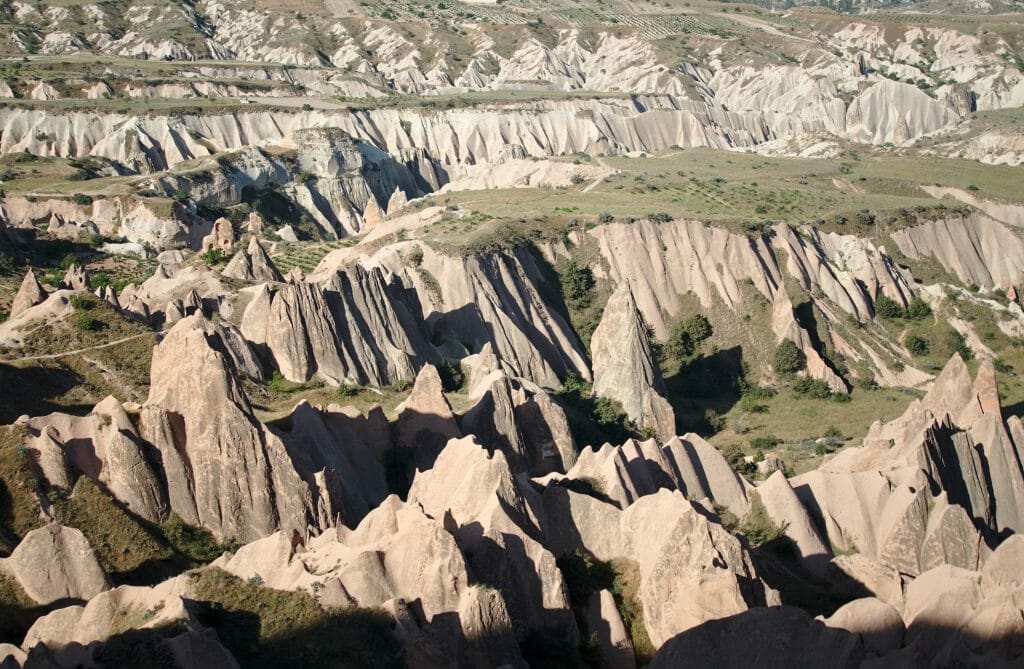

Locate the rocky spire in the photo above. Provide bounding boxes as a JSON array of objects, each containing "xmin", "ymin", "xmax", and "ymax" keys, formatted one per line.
[
  {"xmin": 590, "ymin": 281, "xmax": 676, "ymax": 443},
  {"xmin": 9, "ymin": 268, "xmax": 48, "ymax": 318}
]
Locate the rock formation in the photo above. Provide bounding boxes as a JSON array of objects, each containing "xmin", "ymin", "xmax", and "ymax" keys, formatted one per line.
[
  {"xmin": 222, "ymin": 236, "xmax": 283, "ymax": 283},
  {"xmin": 590, "ymin": 282, "xmax": 676, "ymax": 442},
  {"xmin": 0, "ymin": 524, "xmax": 110, "ymax": 605},
  {"xmin": 9, "ymin": 269, "xmax": 47, "ymax": 318}
]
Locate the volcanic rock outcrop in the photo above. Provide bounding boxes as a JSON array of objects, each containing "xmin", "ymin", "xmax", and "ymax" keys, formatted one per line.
[
  {"xmin": 240, "ymin": 265, "xmax": 432, "ymax": 387},
  {"xmin": 590, "ymin": 282, "xmax": 677, "ymax": 442}
]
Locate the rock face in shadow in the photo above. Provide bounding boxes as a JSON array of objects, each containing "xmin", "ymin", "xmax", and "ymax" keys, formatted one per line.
[
  {"xmin": 0, "ymin": 524, "xmax": 110, "ymax": 605},
  {"xmin": 394, "ymin": 364, "xmax": 462, "ymax": 472},
  {"xmin": 558, "ymin": 434, "xmax": 750, "ymax": 517},
  {"xmin": 363, "ymin": 242, "xmax": 590, "ymax": 388},
  {"xmin": 241, "ymin": 265, "xmax": 431, "ymax": 387},
  {"xmin": 788, "ymin": 355, "xmax": 1023, "ymax": 576},
  {"xmin": 459, "ymin": 371, "xmax": 577, "ymax": 476},
  {"xmin": 590, "ymin": 282, "xmax": 676, "ymax": 442},
  {"xmin": 647, "ymin": 607, "xmax": 863, "ymax": 669}
]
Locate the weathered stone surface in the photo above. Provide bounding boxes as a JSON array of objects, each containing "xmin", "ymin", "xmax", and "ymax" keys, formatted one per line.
[
  {"xmin": 827, "ymin": 555, "xmax": 905, "ymax": 611},
  {"xmin": 201, "ymin": 216, "xmax": 235, "ymax": 252},
  {"xmin": 585, "ymin": 589, "xmax": 635, "ymax": 669},
  {"xmin": 591, "ymin": 282, "xmax": 675, "ymax": 441},
  {"xmin": 823, "ymin": 597, "xmax": 904, "ymax": 657},
  {"xmin": 223, "ymin": 236, "xmax": 282, "ymax": 283},
  {"xmin": 60, "ymin": 264, "xmax": 89, "ymax": 291},
  {"xmin": 394, "ymin": 364, "xmax": 461, "ymax": 470},
  {"xmin": 244, "ymin": 265, "xmax": 429, "ymax": 387},
  {"xmin": 0, "ymin": 524, "xmax": 110, "ymax": 605},
  {"xmin": 757, "ymin": 470, "xmax": 832, "ymax": 577},
  {"xmin": 146, "ymin": 314, "xmax": 313, "ymax": 542},
  {"xmin": 648, "ymin": 607, "xmax": 862, "ymax": 669},
  {"xmin": 563, "ymin": 433, "xmax": 749, "ymax": 517},
  {"xmin": 10, "ymin": 269, "xmax": 47, "ymax": 318}
]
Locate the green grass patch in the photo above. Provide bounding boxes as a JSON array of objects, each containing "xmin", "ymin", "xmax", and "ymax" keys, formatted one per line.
[{"xmin": 188, "ymin": 567, "xmax": 402, "ymax": 669}]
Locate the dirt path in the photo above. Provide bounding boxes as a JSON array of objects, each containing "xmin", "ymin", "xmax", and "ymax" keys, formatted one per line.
[
  {"xmin": 583, "ymin": 157, "xmax": 617, "ymax": 193},
  {"xmin": 0, "ymin": 333, "xmax": 151, "ymax": 363}
]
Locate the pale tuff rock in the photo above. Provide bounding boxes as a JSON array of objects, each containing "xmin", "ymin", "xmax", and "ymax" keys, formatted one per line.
[
  {"xmin": 823, "ymin": 598, "xmax": 905, "ymax": 657},
  {"xmin": 460, "ymin": 342, "xmax": 505, "ymax": 401},
  {"xmin": 365, "ymin": 242, "xmax": 589, "ymax": 388},
  {"xmin": 756, "ymin": 471, "xmax": 833, "ymax": 578},
  {"xmin": 24, "ymin": 395, "xmax": 169, "ymax": 523},
  {"xmin": 540, "ymin": 482, "xmax": 776, "ymax": 646},
  {"xmin": 407, "ymin": 437, "xmax": 575, "ymax": 637},
  {"xmin": 787, "ymin": 355, "xmax": 1021, "ymax": 573},
  {"xmin": 771, "ymin": 290, "xmax": 849, "ymax": 393},
  {"xmin": 459, "ymin": 373, "xmax": 577, "ymax": 475},
  {"xmin": 222, "ymin": 236, "xmax": 283, "ymax": 282},
  {"xmin": 561, "ymin": 434, "xmax": 750, "ymax": 517},
  {"xmin": 394, "ymin": 364, "xmax": 461, "ymax": 470},
  {"xmin": 145, "ymin": 314, "xmax": 313, "ymax": 542},
  {"xmin": 60, "ymin": 264, "xmax": 90, "ymax": 291},
  {"xmin": 9, "ymin": 269, "xmax": 47, "ymax": 318},
  {"xmin": 215, "ymin": 500, "xmax": 525, "ymax": 668},
  {"xmin": 846, "ymin": 80, "xmax": 959, "ymax": 146},
  {"xmin": 590, "ymin": 282, "xmax": 676, "ymax": 442},
  {"xmin": 826, "ymin": 555, "xmax": 905, "ymax": 611},
  {"xmin": 292, "ymin": 127, "xmax": 424, "ymax": 237},
  {"xmin": 617, "ymin": 489, "xmax": 778, "ymax": 645},
  {"xmin": 0, "ymin": 645, "xmax": 25, "ymax": 668},
  {"xmin": 891, "ymin": 213, "xmax": 1024, "ymax": 289},
  {"xmin": 775, "ymin": 226, "xmax": 901, "ymax": 320},
  {"xmin": 23, "ymin": 574, "xmax": 236, "ymax": 668},
  {"xmin": 279, "ymin": 400, "xmax": 389, "ymax": 528},
  {"xmin": 200, "ymin": 217, "xmax": 235, "ymax": 253},
  {"xmin": 584, "ymin": 589, "xmax": 635, "ymax": 669},
  {"xmin": 0, "ymin": 524, "xmax": 110, "ymax": 604},
  {"xmin": 588, "ymin": 219, "xmax": 781, "ymax": 339},
  {"xmin": 242, "ymin": 266, "xmax": 429, "ymax": 387}
]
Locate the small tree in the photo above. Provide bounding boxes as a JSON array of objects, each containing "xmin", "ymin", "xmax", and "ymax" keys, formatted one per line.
[
  {"xmin": 562, "ymin": 260, "xmax": 595, "ymax": 304},
  {"xmin": 905, "ymin": 296, "xmax": 932, "ymax": 320},
  {"xmin": 773, "ymin": 340, "xmax": 805, "ymax": 375},
  {"xmin": 948, "ymin": 330, "xmax": 973, "ymax": 361},
  {"xmin": 905, "ymin": 334, "xmax": 930, "ymax": 356},
  {"xmin": 874, "ymin": 293, "xmax": 904, "ymax": 319}
]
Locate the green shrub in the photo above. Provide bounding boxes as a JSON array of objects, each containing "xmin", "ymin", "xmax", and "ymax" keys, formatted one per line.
[
  {"xmin": 160, "ymin": 514, "xmax": 232, "ymax": 564},
  {"xmin": 874, "ymin": 293, "xmax": 903, "ymax": 319},
  {"xmin": 792, "ymin": 376, "xmax": 832, "ymax": 399},
  {"xmin": 739, "ymin": 493, "xmax": 786, "ymax": 546},
  {"xmin": 665, "ymin": 314, "xmax": 713, "ymax": 361},
  {"xmin": 70, "ymin": 294, "xmax": 95, "ymax": 310},
  {"xmin": 561, "ymin": 260, "xmax": 595, "ymax": 305},
  {"xmin": 905, "ymin": 334, "xmax": 930, "ymax": 356},
  {"xmin": 720, "ymin": 443, "xmax": 754, "ymax": 476},
  {"xmin": 189, "ymin": 568, "xmax": 402, "ymax": 668},
  {"xmin": 948, "ymin": 330, "xmax": 973, "ymax": 361},
  {"xmin": 406, "ymin": 245, "xmax": 424, "ymax": 267},
  {"xmin": 74, "ymin": 313, "xmax": 100, "ymax": 331},
  {"xmin": 749, "ymin": 435, "xmax": 780, "ymax": 451},
  {"xmin": 905, "ymin": 296, "xmax": 932, "ymax": 320},
  {"xmin": 737, "ymin": 394, "xmax": 768, "ymax": 414},
  {"xmin": 200, "ymin": 248, "xmax": 225, "ymax": 265},
  {"xmin": 597, "ymin": 212, "xmax": 614, "ymax": 223},
  {"xmin": 772, "ymin": 340, "xmax": 805, "ymax": 375},
  {"xmin": 71, "ymin": 193, "xmax": 93, "ymax": 206}
]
